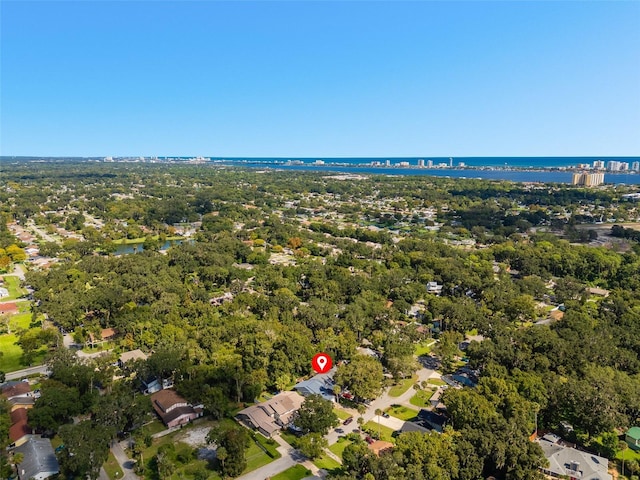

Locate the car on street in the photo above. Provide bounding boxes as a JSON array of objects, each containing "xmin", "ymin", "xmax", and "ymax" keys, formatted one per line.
[{"xmin": 343, "ymin": 417, "xmax": 354, "ymax": 425}]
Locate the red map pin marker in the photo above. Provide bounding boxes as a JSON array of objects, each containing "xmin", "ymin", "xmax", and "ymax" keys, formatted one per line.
[{"xmin": 311, "ymin": 352, "xmax": 333, "ymax": 374}]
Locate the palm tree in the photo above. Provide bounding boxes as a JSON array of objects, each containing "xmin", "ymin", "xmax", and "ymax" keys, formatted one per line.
[
  {"xmin": 375, "ymin": 408, "xmax": 382, "ymax": 439},
  {"xmin": 333, "ymin": 385, "xmax": 341, "ymax": 405}
]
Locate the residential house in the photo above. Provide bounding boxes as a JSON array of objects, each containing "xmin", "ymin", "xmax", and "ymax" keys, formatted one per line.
[
  {"xmin": 15, "ymin": 436, "xmax": 60, "ymax": 480},
  {"xmin": 417, "ymin": 409, "xmax": 448, "ymax": 433},
  {"xmin": 236, "ymin": 391, "xmax": 305, "ymax": 437},
  {"xmin": 1, "ymin": 382, "xmax": 35, "ymax": 412},
  {"xmin": 294, "ymin": 368, "xmax": 336, "ymax": 402},
  {"xmin": 367, "ymin": 440, "xmax": 394, "ymax": 456},
  {"xmin": 9, "ymin": 408, "xmax": 32, "ymax": 447},
  {"xmin": 426, "ymin": 282, "xmax": 443, "ymax": 294},
  {"xmin": 141, "ymin": 377, "xmax": 173, "ymax": 395},
  {"xmin": 0, "ymin": 302, "xmax": 18, "ymax": 315},
  {"xmin": 118, "ymin": 349, "xmax": 148, "ymax": 368},
  {"xmin": 587, "ymin": 287, "xmax": 610, "ymax": 298},
  {"xmin": 537, "ymin": 434, "xmax": 611, "ymax": 480},
  {"xmin": 626, "ymin": 427, "xmax": 640, "ymax": 451},
  {"xmin": 87, "ymin": 328, "xmax": 117, "ymax": 347},
  {"xmin": 150, "ymin": 389, "xmax": 202, "ymax": 428}
]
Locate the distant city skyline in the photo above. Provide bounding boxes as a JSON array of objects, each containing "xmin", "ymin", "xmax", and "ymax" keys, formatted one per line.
[{"xmin": 1, "ymin": 1, "xmax": 639, "ymax": 157}]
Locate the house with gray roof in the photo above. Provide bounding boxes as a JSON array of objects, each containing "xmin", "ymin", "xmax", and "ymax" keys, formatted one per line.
[
  {"xmin": 15, "ymin": 436, "xmax": 59, "ymax": 480},
  {"xmin": 537, "ymin": 434, "xmax": 611, "ymax": 480},
  {"xmin": 293, "ymin": 368, "xmax": 336, "ymax": 402}
]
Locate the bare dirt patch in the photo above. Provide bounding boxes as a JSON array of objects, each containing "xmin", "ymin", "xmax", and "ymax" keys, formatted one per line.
[{"xmin": 176, "ymin": 426, "xmax": 216, "ymax": 461}]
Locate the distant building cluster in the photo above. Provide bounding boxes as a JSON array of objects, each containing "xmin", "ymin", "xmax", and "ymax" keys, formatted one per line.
[
  {"xmin": 592, "ymin": 159, "xmax": 640, "ymax": 172},
  {"xmin": 571, "ymin": 172, "xmax": 605, "ymax": 187}
]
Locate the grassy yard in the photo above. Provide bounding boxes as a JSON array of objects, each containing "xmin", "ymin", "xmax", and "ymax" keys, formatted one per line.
[
  {"xmin": 0, "ymin": 330, "xmax": 46, "ymax": 372},
  {"xmin": 1, "ymin": 275, "xmax": 27, "ymax": 300},
  {"xmin": 617, "ymin": 447, "xmax": 640, "ymax": 462},
  {"xmin": 314, "ymin": 453, "xmax": 342, "ymax": 471},
  {"xmin": 414, "ymin": 341, "xmax": 433, "ymax": 357},
  {"xmin": 385, "ymin": 405, "xmax": 419, "ymax": 421},
  {"xmin": 328, "ymin": 438, "xmax": 353, "ymax": 460},
  {"xmin": 333, "ymin": 408, "xmax": 353, "ymax": 421},
  {"xmin": 279, "ymin": 431, "xmax": 301, "ymax": 448},
  {"xmin": 103, "ymin": 451, "xmax": 124, "ymax": 480},
  {"xmin": 388, "ymin": 374, "xmax": 417, "ymax": 397},
  {"xmin": 271, "ymin": 465, "xmax": 313, "ymax": 480},
  {"xmin": 363, "ymin": 421, "xmax": 396, "ymax": 443},
  {"xmin": 409, "ymin": 390, "xmax": 433, "ymax": 409},
  {"xmin": 138, "ymin": 419, "xmax": 166, "ymax": 437},
  {"xmin": 427, "ymin": 378, "xmax": 446, "ymax": 386},
  {"xmin": 243, "ymin": 440, "xmax": 275, "ymax": 473}
]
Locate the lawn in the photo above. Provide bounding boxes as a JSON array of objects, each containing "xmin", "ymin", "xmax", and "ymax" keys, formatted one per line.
[
  {"xmin": 279, "ymin": 431, "xmax": 300, "ymax": 448},
  {"xmin": 103, "ymin": 451, "xmax": 124, "ymax": 480},
  {"xmin": 243, "ymin": 440, "xmax": 275, "ymax": 473},
  {"xmin": 409, "ymin": 390, "xmax": 433, "ymax": 409},
  {"xmin": 138, "ymin": 419, "xmax": 166, "ymax": 437},
  {"xmin": 363, "ymin": 421, "xmax": 396, "ymax": 443},
  {"xmin": 414, "ymin": 341, "xmax": 433, "ymax": 357},
  {"xmin": 328, "ymin": 438, "xmax": 353, "ymax": 459},
  {"xmin": 617, "ymin": 447, "xmax": 640, "ymax": 462},
  {"xmin": 314, "ymin": 453, "xmax": 342, "ymax": 471},
  {"xmin": 271, "ymin": 465, "xmax": 312, "ymax": 480},
  {"xmin": 427, "ymin": 378, "xmax": 446, "ymax": 386},
  {"xmin": 333, "ymin": 408, "xmax": 353, "ymax": 421},
  {"xmin": 388, "ymin": 374, "xmax": 417, "ymax": 397},
  {"xmin": 0, "ymin": 331, "xmax": 46, "ymax": 372},
  {"xmin": 1, "ymin": 276, "xmax": 27, "ymax": 300},
  {"xmin": 385, "ymin": 405, "xmax": 419, "ymax": 421},
  {"xmin": 252, "ymin": 433, "xmax": 281, "ymax": 459}
]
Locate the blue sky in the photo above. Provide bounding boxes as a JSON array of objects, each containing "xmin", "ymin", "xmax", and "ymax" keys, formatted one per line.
[{"xmin": 1, "ymin": 1, "xmax": 639, "ymax": 157}]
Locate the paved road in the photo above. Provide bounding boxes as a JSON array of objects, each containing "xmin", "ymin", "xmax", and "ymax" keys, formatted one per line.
[
  {"xmin": 26, "ymin": 221, "xmax": 59, "ymax": 244},
  {"xmin": 111, "ymin": 441, "xmax": 140, "ymax": 480},
  {"xmin": 5, "ymin": 364, "xmax": 50, "ymax": 380}
]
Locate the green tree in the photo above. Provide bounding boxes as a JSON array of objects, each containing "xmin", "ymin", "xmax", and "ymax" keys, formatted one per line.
[
  {"xmin": 294, "ymin": 394, "xmax": 339, "ymax": 435},
  {"xmin": 335, "ymin": 355, "xmax": 384, "ymax": 401},
  {"xmin": 58, "ymin": 421, "xmax": 112, "ymax": 480},
  {"xmin": 297, "ymin": 432, "xmax": 327, "ymax": 459},
  {"xmin": 206, "ymin": 423, "xmax": 250, "ymax": 477}
]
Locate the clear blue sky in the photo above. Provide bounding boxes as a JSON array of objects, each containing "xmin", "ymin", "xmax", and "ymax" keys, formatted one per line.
[{"xmin": 1, "ymin": 1, "xmax": 639, "ymax": 157}]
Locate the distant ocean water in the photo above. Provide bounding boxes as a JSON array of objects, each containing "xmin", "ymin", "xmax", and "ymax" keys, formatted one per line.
[{"xmin": 208, "ymin": 157, "xmax": 640, "ymax": 185}]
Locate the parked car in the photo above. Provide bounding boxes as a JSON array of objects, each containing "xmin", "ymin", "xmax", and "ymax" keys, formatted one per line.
[
  {"xmin": 343, "ymin": 417, "xmax": 354, "ymax": 425},
  {"xmin": 382, "ymin": 412, "xmax": 390, "ymax": 418},
  {"xmin": 365, "ymin": 436, "xmax": 374, "ymax": 444}
]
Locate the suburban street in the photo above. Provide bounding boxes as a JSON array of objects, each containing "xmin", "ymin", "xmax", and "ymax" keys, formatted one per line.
[
  {"xmin": 5, "ymin": 364, "xmax": 50, "ymax": 380},
  {"xmin": 326, "ymin": 364, "xmax": 439, "ymax": 446}
]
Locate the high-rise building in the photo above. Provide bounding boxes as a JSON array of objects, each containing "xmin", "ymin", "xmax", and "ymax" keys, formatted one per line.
[
  {"xmin": 418, "ymin": 159, "xmax": 425, "ymax": 167},
  {"xmin": 426, "ymin": 159, "xmax": 433, "ymax": 168},
  {"xmin": 572, "ymin": 172, "xmax": 605, "ymax": 186},
  {"xmin": 632, "ymin": 161, "xmax": 640, "ymax": 172},
  {"xmin": 593, "ymin": 160, "xmax": 605, "ymax": 170}
]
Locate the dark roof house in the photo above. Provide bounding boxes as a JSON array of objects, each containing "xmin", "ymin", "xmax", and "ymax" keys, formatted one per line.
[{"xmin": 150, "ymin": 389, "xmax": 202, "ymax": 428}]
